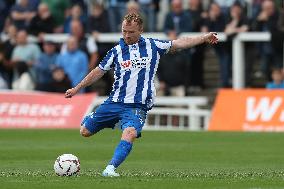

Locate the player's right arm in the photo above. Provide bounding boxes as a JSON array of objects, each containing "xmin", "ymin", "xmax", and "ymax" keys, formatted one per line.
[{"xmin": 65, "ymin": 67, "xmax": 105, "ymax": 98}]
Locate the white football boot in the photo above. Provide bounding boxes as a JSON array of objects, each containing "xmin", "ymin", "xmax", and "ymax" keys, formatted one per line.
[{"xmin": 102, "ymin": 165, "xmax": 120, "ymax": 177}]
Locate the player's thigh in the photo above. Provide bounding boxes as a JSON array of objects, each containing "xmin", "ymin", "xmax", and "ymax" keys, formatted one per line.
[
  {"xmin": 81, "ymin": 102, "xmax": 121, "ymax": 135},
  {"xmin": 120, "ymin": 106, "xmax": 147, "ymax": 138}
]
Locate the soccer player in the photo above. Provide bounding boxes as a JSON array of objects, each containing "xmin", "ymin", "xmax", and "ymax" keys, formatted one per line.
[{"xmin": 65, "ymin": 13, "xmax": 218, "ymax": 177}]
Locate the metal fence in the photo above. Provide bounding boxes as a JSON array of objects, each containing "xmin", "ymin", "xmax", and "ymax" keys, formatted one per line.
[{"xmin": 90, "ymin": 96, "xmax": 211, "ymax": 131}]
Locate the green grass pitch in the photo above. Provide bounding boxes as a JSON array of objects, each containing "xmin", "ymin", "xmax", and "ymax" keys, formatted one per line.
[{"xmin": 0, "ymin": 129, "xmax": 284, "ymax": 189}]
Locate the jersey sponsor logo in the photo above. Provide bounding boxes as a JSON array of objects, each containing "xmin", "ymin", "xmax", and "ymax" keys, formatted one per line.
[
  {"xmin": 120, "ymin": 58, "xmax": 151, "ymax": 70},
  {"xmin": 121, "ymin": 60, "xmax": 132, "ymax": 69}
]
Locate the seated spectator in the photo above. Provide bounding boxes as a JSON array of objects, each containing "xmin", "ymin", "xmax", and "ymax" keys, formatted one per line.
[
  {"xmin": 61, "ymin": 19, "xmax": 99, "ymax": 71},
  {"xmin": 10, "ymin": 0, "xmax": 36, "ymax": 30},
  {"xmin": 56, "ymin": 36, "xmax": 88, "ymax": 91},
  {"xmin": 63, "ymin": 4, "xmax": 87, "ymax": 33},
  {"xmin": 266, "ymin": 68, "xmax": 284, "ymax": 89},
  {"xmin": 28, "ymin": 3, "xmax": 56, "ymax": 40},
  {"xmin": 87, "ymin": 3, "xmax": 110, "ymax": 36},
  {"xmin": 45, "ymin": 66, "xmax": 72, "ymax": 93},
  {"xmin": 12, "ymin": 61, "xmax": 35, "ymax": 91},
  {"xmin": 11, "ymin": 30, "xmax": 41, "ymax": 81},
  {"xmin": 34, "ymin": 40, "xmax": 58, "ymax": 91}
]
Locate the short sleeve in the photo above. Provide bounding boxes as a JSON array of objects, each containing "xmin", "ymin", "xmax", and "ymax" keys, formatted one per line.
[
  {"xmin": 98, "ymin": 48, "xmax": 115, "ymax": 71},
  {"xmin": 152, "ymin": 39, "xmax": 172, "ymax": 55}
]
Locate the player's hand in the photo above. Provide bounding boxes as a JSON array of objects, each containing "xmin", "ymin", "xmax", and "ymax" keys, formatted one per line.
[
  {"xmin": 65, "ymin": 87, "xmax": 79, "ymax": 98},
  {"xmin": 204, "ymin": 32, "xmax": 218, "ymax": 45}
]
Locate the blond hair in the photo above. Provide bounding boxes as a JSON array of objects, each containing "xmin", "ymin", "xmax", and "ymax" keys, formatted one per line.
[{"xmin": 123, "ymin": 13, "xmax": 143, "ymax": 29}]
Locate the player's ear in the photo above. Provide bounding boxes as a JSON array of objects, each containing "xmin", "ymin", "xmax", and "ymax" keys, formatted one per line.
[{"xmin": 139, "ymin": 25, "xmax": 143, "ymax": 33}]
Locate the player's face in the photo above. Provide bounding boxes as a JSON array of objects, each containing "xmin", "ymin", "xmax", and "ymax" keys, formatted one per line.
[{"xmin": 122, "ymin": 21, "xmax": 142, "ymax": 45}]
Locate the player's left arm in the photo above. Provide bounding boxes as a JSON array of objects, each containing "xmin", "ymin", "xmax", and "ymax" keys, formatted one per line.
[{"xmin": 170, "ymin": 32, "xmax": 218, "ymax": 53}]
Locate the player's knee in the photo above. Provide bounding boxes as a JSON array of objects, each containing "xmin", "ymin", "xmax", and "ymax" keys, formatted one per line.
[
  {"xmin": 122, "ymin": 127, "xmax": 137, "ymax": 142},
  {"xmin": 80, "ymin": 127, "xmax": 92, "ymax": 137}
]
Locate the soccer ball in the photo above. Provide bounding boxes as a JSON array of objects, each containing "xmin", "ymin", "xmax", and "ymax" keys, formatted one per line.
[{"xmin": 54, "ymin": 154, "xmax": 80, "ymax": 176}]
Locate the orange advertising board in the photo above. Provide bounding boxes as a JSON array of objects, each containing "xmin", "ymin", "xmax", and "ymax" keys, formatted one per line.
[
  {"xmin": 209, "ymin": 89, "xmax": 284, "ymax": 132},
  {"xmin": 0, "ymin": 91, "xmax": 96, "ymax": 128}
]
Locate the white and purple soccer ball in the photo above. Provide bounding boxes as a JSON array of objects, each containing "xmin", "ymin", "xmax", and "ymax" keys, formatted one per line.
[{"xmin": 54, "ymin": 154, "xmax": 80, "ymax": 176}]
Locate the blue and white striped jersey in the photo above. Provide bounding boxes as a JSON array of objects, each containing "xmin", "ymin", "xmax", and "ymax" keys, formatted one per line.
[{"xmin": 99, "ymin": 36, "xmax": 172, "ymax": 108}]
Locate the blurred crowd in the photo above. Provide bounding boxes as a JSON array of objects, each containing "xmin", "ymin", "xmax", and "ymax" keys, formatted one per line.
[{"xmin": 0, "ymin": 0, "xmax": 283, "ymax": 96}]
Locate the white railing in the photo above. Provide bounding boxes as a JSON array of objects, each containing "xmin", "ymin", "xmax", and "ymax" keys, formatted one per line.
[
  {"xmin": 1, "ymin": 31, "xmax": 277, "ymax": 89},
  {"xmin": 90, "ymin": 96, "xmax": 210, "ymax": 131}
]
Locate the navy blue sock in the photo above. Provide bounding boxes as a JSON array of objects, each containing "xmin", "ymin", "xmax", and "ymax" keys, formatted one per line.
[{"xmin": 109, "ymin": 140, "xmax": 133, "ymax": 168}]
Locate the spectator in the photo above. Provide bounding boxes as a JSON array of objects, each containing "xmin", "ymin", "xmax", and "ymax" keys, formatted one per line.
[
  {"xmin": 137, "ymin": 0, "xmax": 158, "ymax": 32},
  {"xmin": 61, "ymin": 19, "xmax": 99, "ymax": 71},
  {"xmin": 11, "ymin": 60, "xmax": 35, "ymax": 90},
  {"xmin": 164, "ymin": 0, "xmax": 192, "ymax": 35},
  {"xmin": 10, "ymin": 0, "xmax": 36, "ymax": 30},
  {"xmin": 279, "ymin": 1, "xmax": 284, "ymax": 30},
  {"xmin": 225, "ymin": 2, "xmax": 249, "ymax": 36},
  {"xmin": 41, "ymin": 0, "xmax": 71, "ymax": 32},
  {"xmin": 157, "ymin": 33, "xmax": 187, "ymax": 97},
  {"xmin": 87, "ymin": 2, "xmax": 113, "ymax": 95},
  {"xmin": 126, "ymin": 1, "xmax": 147, "ymax": 31},
  {"xmin": 204, "ymin": 2, "xmax": 230, "ymax": 87},
  {"xmin": 56, "ymin": 36, "xmax": 88, "ymax": 90},
  {"xmin": 250, "ymin": 0, "xmax": 265, "ymax": 20},
  {"xmin": 272, "ymin": 0, "xmax": 284, "ymax": 62},
  {"xmin": 34, "ymin": 40, "xmax": 58, "ymax": 91},
  {"xmin": 87, "ymin": 3, "xmax": 111, "ymax": 35},
  {"xmin": 224, "ymin": 2, "xmax": 249, "ymax": 87},
  {"xmin": 70, "ymin": 0, "xmax": 88, "ymax": 15},
  {"xmin": 46, "ymin": 66, "xmax": 72, "ymax": 93},
  {"xmin": 266, "ymin": 68, "xmax": 284, "ymax": 89},
  {"xmin": 187, "ymin": 0, "xmax": 207, "ymax": 92},
  {"xmin": 28, "ymin": 3, "xmax": 56, "ymax": 40},
  {"xmin": 214, "ymin": 0, "xmax": 246, "ymax": 16},
  {"xmin": 64, "ymin": 4, "xmax": 87, "ymax": 33},
  {"xmin": 11, "ymin": 30, "xmax": 41, "ymax": 81},
  {"xmin": 107, "ymin": 0, "xmax": 129, "ymax": 32},
  {"xmin": 252, "ymin": 0, "xmax": 280, "ymax": 80},
  {"xmin": 149, "ymin": 0, "xmax": 160, "ymax": 32},
  {"xmin": 0, "ymin": 25, "xmax": 17, "ymax": 88},
  {"xmin": 164, "ymin": 0, "xmax": 192, "ymax": 92},
  {"xmin": 2, "ymin": 24, "xmax": 17, "ymax": 60}
]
